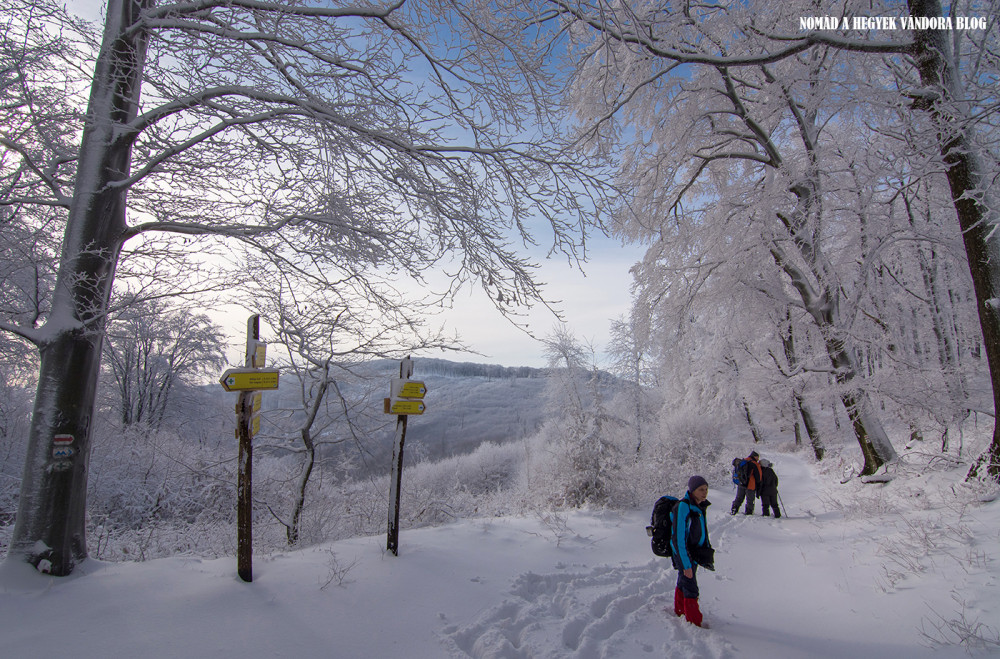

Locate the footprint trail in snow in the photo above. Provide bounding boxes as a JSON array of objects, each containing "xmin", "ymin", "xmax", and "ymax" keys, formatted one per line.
[{"xmin": 441, "ymin": 562, "xmax": 737, "ymax": 658}]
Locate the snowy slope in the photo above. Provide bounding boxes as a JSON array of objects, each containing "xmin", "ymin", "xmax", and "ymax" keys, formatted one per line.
[{"xmin": 2, "ymin": 452, "xmax": 996, "ymax": 658}]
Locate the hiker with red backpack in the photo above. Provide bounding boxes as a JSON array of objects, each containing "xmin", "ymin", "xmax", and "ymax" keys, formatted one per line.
[
  {"xmin": 730, "ymin": 451, "xmax": 763, "ymax": 515},
  {"xmin": 670, "ymin": 475, "xmax": 715, "ymax": 628}
]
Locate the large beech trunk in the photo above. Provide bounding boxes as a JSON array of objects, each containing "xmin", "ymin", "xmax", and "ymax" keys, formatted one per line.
[
  {"xmin": 908, "ymin": 0, "xmax": 1000, "ymax": 481},
  {"xmin": 7, "ymin": 0, "xmax": 149, "ymax": 575}
]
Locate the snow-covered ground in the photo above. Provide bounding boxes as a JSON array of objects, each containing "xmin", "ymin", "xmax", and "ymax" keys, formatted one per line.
[{"xmin": 2, "ymin": 452, "xmax": 997, "ymax": 658}]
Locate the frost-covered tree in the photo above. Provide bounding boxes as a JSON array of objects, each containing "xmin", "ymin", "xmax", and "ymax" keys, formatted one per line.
[
  {"xmin": 541, "ymin": 0, "xmax": 997, "ymax": 477},
  {"xmin": 102, "ymin": 298, "xmax": 226, "ymax": 429},
  {"xmin": 1, "ymin": 0, "xmax": 608, "ymax": 574},
  {"xmin": 541, "ymin": 326, "xmax": 620, "ymax": 507},
  {"xmin": 572, "ymin": 41, "xmax": 899, "ymax": 472},
  {"xmin": 607, "ymin": 313, "xmax": 657, "ymax": 455},
  {"xmin": 896, "ymin": 0, "xmax": 1000, "ymax": 478}
]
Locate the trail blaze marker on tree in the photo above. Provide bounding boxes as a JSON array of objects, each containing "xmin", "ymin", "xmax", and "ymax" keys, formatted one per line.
[{"xmin": 51, "ymin": 434, "xmax": 75, "ymax": 459}]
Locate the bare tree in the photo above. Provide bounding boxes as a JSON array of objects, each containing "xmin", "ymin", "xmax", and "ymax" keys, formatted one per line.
[
  {"xmin": 102, "ymin": 298, "xmax": 226, "ymax": 429},
  {"xmin": 1, "ymin": 0, "xmax": 608, "ymax": 574}
]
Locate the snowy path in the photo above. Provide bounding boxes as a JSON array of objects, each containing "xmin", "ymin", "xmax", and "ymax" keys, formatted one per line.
[
  {"xmin": 437, "ymin": 453, "xmax": 820, "ymax": 658},
  {"xmin": 438, "ymin": 452, "xmax": 976, "ymax": 659},
  {"xmin": 1, "ymin": 450, "xmax": 989, "ymax": 658}
]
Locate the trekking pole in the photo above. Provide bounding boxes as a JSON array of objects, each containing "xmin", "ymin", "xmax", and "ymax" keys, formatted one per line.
[{"xmin": 777, "ymin": 491, "xmax": 788, "ymax": 518}]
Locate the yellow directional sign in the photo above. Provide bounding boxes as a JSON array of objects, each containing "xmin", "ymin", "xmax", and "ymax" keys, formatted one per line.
[
  {"xmin": 386, "ymin": 398, "xmax": 427, "ymax": 415},
  {"xmin": 391, "ymin": 378, "xmax": 428, "ymax": 399},
  {"xmin": 220, "ymin": 368, "xmax": 280, "ymax": 392},
  {"xmin": 399, "ymin": 381, "xmax": 428, "ymax": 398}
]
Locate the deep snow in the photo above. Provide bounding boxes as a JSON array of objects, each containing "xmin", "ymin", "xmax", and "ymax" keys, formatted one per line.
[{"xmin": 1, "ymin": 452, "xmax": 998, "ymax": 658}]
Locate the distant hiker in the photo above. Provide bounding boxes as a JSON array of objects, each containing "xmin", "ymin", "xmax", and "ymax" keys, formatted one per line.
[
  {"xmin": 759, "ymin": 459, "xmax": 780, "ymax": 518},
  {"xmin": 670, "ymin": 475, "xmax": 715, "ymax": 628},
  {"xmin": 730, "ymin": 451, "xmax": 763, "ymax": 515}
]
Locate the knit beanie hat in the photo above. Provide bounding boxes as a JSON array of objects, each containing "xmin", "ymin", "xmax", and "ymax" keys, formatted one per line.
[
  {"xmin": 688, "ymin": 475, "xmax": 708, "ymax": 493},
  {"xmin": 749, "ymin": 451, "xmax": 759, "ymax": 459}
]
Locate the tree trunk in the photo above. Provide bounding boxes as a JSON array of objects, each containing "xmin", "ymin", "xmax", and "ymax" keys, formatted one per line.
[
  {"xmin": 6, "ymin": 0, "xmax": 149, "ymax": 575},
  {"xmin": 795, "ymin": 393, "xmax": 824, "ymax": 461},
  {"xmin": 742, "ymin": 398, "xmax": 763, "ymax": 444},
  {"xmin": 907, "ymin": 0, "xmax": 1000, "ymax": 481},
  {"xmin": 781, "ymin": 313, "xmax": 824, "ymax": 461},
  {"xmin": 287, "ymin": 436, "xmax": 315, "ymax": 547},
  {"xmin": 826, "ymin": 329, "xmax": 896, "ymax": 475}
]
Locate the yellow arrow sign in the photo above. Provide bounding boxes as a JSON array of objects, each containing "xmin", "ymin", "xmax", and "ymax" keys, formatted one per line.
[
  {"xmin": 386, "ymin": 398, "xmax": 427, "ymax": 415},
  {"xmin": 399, "ymin": 381, "xmax": 428, "ymax": 398},
  {"xmin": 220, "ymin": 368, "xmax": 280, "ymax": 392},
  {"xmin": 391, "ymin": 378, "xmax": 428, "ymax": 399}
]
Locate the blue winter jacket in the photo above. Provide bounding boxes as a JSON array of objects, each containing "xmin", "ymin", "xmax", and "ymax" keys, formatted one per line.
[{"xmin": 669, "ymin": 491, "xmax": 711, "ymax": 571}]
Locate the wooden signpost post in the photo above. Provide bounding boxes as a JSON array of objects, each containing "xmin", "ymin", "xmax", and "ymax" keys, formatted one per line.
[
  {"xmin": 218, "ymin": 315, "xmax": 278, "ymax": 582},
  {"xmin": 385, "ymin": 356, "xmax": 428, "ymax": 556}
]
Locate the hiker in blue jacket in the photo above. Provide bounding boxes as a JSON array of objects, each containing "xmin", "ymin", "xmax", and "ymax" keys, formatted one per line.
[{"xmin": 670, "ymin": 475, "xmax": 715, "ymax": 628}]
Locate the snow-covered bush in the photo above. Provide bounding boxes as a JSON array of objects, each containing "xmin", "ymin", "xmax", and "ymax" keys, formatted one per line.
[{"xmin": 86, "ymin": 423, "xmax": 236, "ymax": 559}]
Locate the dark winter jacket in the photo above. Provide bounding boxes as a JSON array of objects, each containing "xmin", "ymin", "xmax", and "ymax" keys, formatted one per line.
[
  {"xmin": 759, "ymin": 465, "xmax": 779, "ymax": 498},
  {"xmin": 670, "ymin": 491, "xmax": 713, "ymax": 571},
  {"xmin": 739, "ymin": 455, "xmax": 763, "ymax": 491}
]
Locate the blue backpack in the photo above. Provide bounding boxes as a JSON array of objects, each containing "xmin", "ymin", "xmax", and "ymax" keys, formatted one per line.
[
  {"xmin": 732, "ymin": 457, "xmax": 747, "ymax": 486},
  {"xmin": 646, "ymin": 495, "xmax": 680, "ymax": 557}
]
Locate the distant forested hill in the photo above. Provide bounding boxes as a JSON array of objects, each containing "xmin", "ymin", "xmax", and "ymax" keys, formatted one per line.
[{"xmin": 246, "ymin": 357, "xmax": 622, "ymax": 475}]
